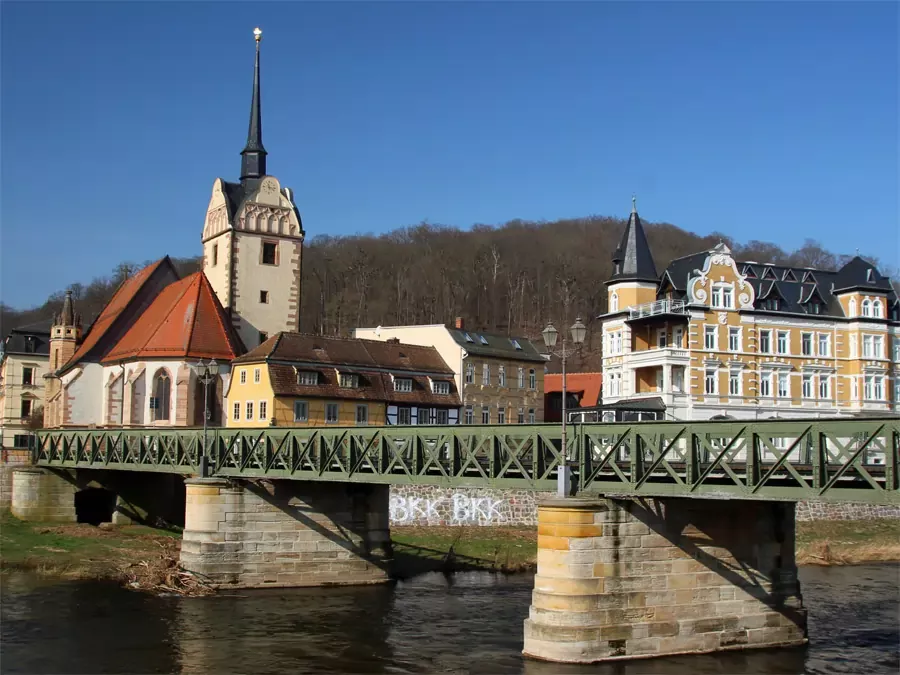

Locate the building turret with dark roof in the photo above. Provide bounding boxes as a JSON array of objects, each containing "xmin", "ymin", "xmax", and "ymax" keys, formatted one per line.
[{"xmin": 604, "ymin": 198, "xmax": 661, "ymax": 316}]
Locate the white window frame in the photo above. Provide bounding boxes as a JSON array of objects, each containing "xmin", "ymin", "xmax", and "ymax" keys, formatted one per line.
[
  {"xmin": 245, "ymin": 401, "xmax": 254, "ymax": 420},
  {"xmin": 498, "ymin": 365, "xmax": 506, "ymax": 387},
  {"xmin": 482, "ymin": 364, "xmax": 490, "ymax": 386},
  {"xmin": 728, "ymin": 327, "xmax": 741, "ymax": 352},
  {"xmin": 340, "ymin": 373, "xmax": 359, "ymax": 388},
  {"xmin": 801, "ymin": 332, "xmax": 813, "ymax": 356},
  {"xmin": 862, "ymin": 298, "xmax": 872, "ymax": 317},
  {"xmin": 240, "ymin": 369, "xmax": 247, "ymax": 385},
  {"xmin": 657, "ymin": 329, "xmax": 668, "ymax": 349},
  {"xmin": 464, "ymin": 405, "xmax": 474, "ymax": 425},
  {"xmin": 518, "ymin": 367, "xmax": 525, "ymax": 388},
  {"xmin": 818, "ymin": 375, "xmax": 831, "ymax": 400},
  {"xmin": 818, "ymin": 333, "xmax": 831, "ymax": 357},
  {"xmin": 497, "ymin": 405, "xmax": 506, "ymax": 424},
  {"xmin": 529, "ymin": 369, "xmax": 536, "ymax": 390},
  {"xmin": 872, "ymin": 298, "xmax": 883, "ymax": 318},
  {"xmin": 293, "ymin": 400, "xmax": 308, "ymax": 422},
  {"xmin": 777, "ymin": 372, "xmax": 789, "ymax": 398},
  {"xmin": 801, "ymin": 374, "xmax": 813, "ymax": 399},
  {"xmin": 759, "ymin": 372, "xmax": 772, "ymax": 398},
  {"xmin": 759, "ymin": 330, "xmax": 772, "ymax": 354},
  {"xmin": 481, "ymin": 407, "xmax": 490, "ymax": 424},
  {"xmin": 704, "ymin": 325, "xmax": 717, "ymax": 351},
  {"xmin": 465, "ymin": 362, "xmax": 474, "ymax": 384},
  {"xmin": 711, "ymin": 283, "xmax": 734, "ymax": 309},
  {"xmin": 729, "ymin": 369, "xmax": 741, "ymax": 396},
  {"xmin": 298, "ymin": 371, "xmax": 318, "ymax": 386},
  {"xmin": 704, "ymin": 369, "xmax": 718, "ymax": 395},
  {"xmin": 528, "ymin": 408, "xmax": 536, "ymax": 423},
  {"xmin": 673, "ymin": 327, "xmax": 684, "ymax": 348},
  {"xmin": 253, "ymin": 368, "xmax": 261, "ymax": 384},
  {"xmin": 258, "ymin": 400, "xmax": 267, "ymax": 420},
  {"xmin": 394, "ymin": 378, "xmax": 413, "ymax": 393},
  {"xmin": 609, "ymin": 292, "xmax": 618, "ymax": 313},
  {"xmin": 233, "ymin": 401, "xmax": 241, "ymax": 421},
  {"xmin": 432, "ymin": 380, "xmax": 451, "ymax": 395},
  {"xmin": 776, "ymin": 331, "xmax": 789, "ymax": 355},
  {"xmin": 517, "ymin": 408, "xmax": 525, "ymax": 424}
]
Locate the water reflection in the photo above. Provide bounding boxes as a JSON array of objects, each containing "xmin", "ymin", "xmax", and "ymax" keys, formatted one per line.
[{"xmin": 1, "ymin": 565, "xmax": 897, "ymax": 674}]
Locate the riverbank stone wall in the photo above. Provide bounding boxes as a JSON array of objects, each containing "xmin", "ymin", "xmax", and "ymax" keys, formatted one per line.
[
  {"xmin": 523, "ymin": 496, "xmax": 807, "ymax": 664},
  {"xmin": 388, "ymin": 485, "xmax": 899, "ymax": 526},
  {"xmin": 180, "ymin": 478, "xmax": 392, "ymax": 588}
]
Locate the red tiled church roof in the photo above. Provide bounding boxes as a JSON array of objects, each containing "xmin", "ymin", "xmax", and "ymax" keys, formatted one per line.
[
  {"xmin": 60, "ymin": 258, "xmax": 170, "ymax": 373},
  {"xmin": 102, "ymin": 272, "xmax": 243, "ymax": 362}
]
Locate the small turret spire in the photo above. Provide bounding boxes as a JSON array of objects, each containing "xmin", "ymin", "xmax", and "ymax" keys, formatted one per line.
[{"xmin": 240, "ymin": 27, "xmax": 267, "ymax": 182}]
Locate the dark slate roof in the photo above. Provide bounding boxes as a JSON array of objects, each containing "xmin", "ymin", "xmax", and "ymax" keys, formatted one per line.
[
  {"xmin": 448, "ymin": 329, "xmax": 546, "ymax": 363},
  {"xmin": 267, "ymin": 365, "xmax": 461, "ymax": 407},
  {"xmin": 3, "ymin": 319, "xmax": 52, "ymax": 356},
  {"xmin": 660, "ymin": 254, "xmax": 898, "ymax": 319},
  {"xmin": 235, "ymin": 332, "xmax": 455, "ymax": 375},
  {"xmin": 219, "ymin": 179, "xmax": 304, "ymax": 233},
  {"xmin": 608, "ymin": 203, "xmax": 658, "ymax": 284}
]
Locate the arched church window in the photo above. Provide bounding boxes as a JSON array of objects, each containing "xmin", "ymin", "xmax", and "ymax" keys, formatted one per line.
[
  {"xmin": 861, "ymin": 299, "xmax": 871, "ymax": 317},
  {"xmin": 872, "ymin": 299, "xmax": 883, "ymax": 318},
  {"xmin": 151, "ymin": 370, "xmax": 171, "ymax": 422}
]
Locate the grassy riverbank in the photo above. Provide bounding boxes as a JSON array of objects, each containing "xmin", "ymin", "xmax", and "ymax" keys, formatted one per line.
[{"xmin": 2, "ymin": 511, "xmax": 898, "ymax": 588}]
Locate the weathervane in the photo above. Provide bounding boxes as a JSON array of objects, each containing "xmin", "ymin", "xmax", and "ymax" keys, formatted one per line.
[{"xmin": 632, "ymin": 194, "xmax": 637, "ymax": 214}]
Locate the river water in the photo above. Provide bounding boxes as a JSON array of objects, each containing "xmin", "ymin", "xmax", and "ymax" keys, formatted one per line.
[{"xmin": 1, "ymin": 564, "xmax": 897, "ymax": 674}]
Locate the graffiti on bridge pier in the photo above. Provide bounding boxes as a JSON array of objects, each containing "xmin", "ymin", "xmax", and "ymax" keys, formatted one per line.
[{"xmin": 390, "ymin": 493, "xmax": 506, "ymax": 525}]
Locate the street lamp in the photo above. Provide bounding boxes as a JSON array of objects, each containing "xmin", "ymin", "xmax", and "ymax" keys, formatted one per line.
[
  {"xmin": 192, "ymin": 358, "xmax": 218, "ymax": 478},
  {"xmin": 543, "ymin": 317, "xmax": 587, "ymax": 497}
]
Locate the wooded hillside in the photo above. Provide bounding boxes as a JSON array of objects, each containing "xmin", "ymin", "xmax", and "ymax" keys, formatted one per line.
[{"xmin": 1, "ymin": 214, "xmax": 887, "ymax": 371}]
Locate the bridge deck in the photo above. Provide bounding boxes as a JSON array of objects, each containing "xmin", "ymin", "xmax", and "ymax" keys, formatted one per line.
[{"xmin": 33, "ymin": 418, "xmax": 900, "ymax": 504}]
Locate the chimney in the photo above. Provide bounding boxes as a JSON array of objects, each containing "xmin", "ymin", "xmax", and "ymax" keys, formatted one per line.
[{"xmin": 455, "ymin": 317, "xmax": 465, "ymax": 330}]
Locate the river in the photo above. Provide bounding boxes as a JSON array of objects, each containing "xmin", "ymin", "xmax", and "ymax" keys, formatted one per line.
[{"xmin": 2, "ymin": 564, "xmax": 897, "ymax": 674}]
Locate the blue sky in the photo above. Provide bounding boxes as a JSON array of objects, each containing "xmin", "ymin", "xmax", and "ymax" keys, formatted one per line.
[{"xmin": 1, "ymin": 1, "xmax": 898, "ymax": 310}]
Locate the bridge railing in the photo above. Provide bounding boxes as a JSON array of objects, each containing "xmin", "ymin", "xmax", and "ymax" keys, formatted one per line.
[{"xmin": 32, "ymin": 417, "xmax": 899, "ymax": 503}]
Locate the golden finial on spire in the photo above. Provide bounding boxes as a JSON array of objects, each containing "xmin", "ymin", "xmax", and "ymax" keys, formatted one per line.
[{"xmin": 254, "ymin": 27, "xmax": 262, "ymax": 44}]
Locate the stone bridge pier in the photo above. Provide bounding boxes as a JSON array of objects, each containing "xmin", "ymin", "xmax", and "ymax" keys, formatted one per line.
[
  {"xmin": 524, "ymin": 496, "xmax": 806, "ymax": 663},
  {"xmin": 179, "ymin": 478, "xmax": 392, "ymax": 588},
  {"xmin": 10, "ymin": 467, "xmax": 184, "ymax": 526}
]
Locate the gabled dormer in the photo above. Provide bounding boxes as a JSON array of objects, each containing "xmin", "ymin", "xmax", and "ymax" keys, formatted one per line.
[
  {"xmin": 757, "ymin": 281, "xmax": 786, "ymax": 312},
  {"xmin": 762, "ymin": 266, "xmax": 777, "ymax": 281}
]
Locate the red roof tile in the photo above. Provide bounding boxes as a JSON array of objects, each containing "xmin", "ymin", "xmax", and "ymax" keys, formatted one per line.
[
  {"xmin": 544, "ymin": 372, "xmax": 603, "ymax": 407},
  {"xmin": 102, "ymin": 272, "xmax": 243, "ymax": 362},
  {"xmin": 60, "ymin": 258, "xmax": 170, "ymax": 372}
]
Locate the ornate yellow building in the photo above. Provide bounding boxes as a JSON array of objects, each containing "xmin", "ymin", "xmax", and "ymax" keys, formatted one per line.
[{"xmin": 600, "ymin": 200, "xmax": 900, "ymax": 420}]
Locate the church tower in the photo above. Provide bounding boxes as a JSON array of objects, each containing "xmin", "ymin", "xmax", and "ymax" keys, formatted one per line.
[
  {"xmin": 44, "ymin": 290, "xmax": 82, "ymax": 427},
  {"xmin": 605, "ymin": 197, "xmax": 659, "ymax": 313},
  {"xmin": 201, "ymin": 27, "xmax": 305, "ymax": 349}
]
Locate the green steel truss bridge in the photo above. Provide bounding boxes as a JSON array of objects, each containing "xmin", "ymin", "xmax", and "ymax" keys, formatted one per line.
[{"xmin": 33, "ymin": 418, "xmax": 899, "ymax": 504}]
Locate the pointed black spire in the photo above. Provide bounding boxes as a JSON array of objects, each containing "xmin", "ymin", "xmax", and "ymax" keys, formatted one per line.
[
  {"xmin": 607, "ymin": 196, "xmax": 658, "ymax": 285},
  {"xmin": 240, "ymin": 27, "xmax": 267, "ymax": 182}
]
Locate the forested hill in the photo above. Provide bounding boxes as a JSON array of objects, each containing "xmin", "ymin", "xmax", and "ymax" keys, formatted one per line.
[{"xmin": 0, "ymin": 215, "xmax": 885, "ymax": 370}]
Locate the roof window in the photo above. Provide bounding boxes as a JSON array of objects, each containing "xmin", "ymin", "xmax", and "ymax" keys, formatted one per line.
[
  {"xmin": 510, "ymin": 338, "xmax": 522, "ymax": 350},
  {"xmin": 463, "ymin": 332, "xmax": 475, "ymax": 343},
  {"xmin": 478, "ymin": 335, "xmax": 489, "ymax": 345}
]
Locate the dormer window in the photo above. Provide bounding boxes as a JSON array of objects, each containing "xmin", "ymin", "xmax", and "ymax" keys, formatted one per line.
[
  {"xmin": 394, "ymin": 378, "xmax": 413, "ymax": 393},
  {"xmin": 806, "ymin": 301, "xmax": 822, "ymax": 315},
  {"xmin": 867, "ymin": 269, "xmax": 875, "ymax": 283},
  {"xmin": 762, "ymin": 298, "xmax": 781, "ymax": 311},
  {"xmin": 463, "ymin": 332, "xmax": 475, "ymax": 343},
  {"xmin": 762, "ymin": 266, "xmax": 777, "ymax": 280},
  {"xmin": 478, "ymin": 335, "xmax": 489, "ymax": 345},
  {"xmin": 510, "ymin": 338, "xmax": 522, "ymax": 350},
  {"xmin": 782, "ymin": 269, "xmax": 797, "ymax": 282},
  {"xmin": 432, "ymin": 380, "xmax": 451, "ymax": 395},
  {"xmin": 339, "ymin": 373, "xmax": 359, "ymax": 388},
  {"xmin": 297, "ymin": 371, "xmax": 318, "ymax": 385}
]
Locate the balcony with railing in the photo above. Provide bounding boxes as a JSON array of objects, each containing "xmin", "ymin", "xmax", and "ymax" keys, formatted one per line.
[{"xmin": 627, "ymin": 299, "xmax": 688, "ymax": 321}]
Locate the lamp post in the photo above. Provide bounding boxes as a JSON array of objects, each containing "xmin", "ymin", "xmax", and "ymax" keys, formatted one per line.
[
  {"xmin": 192, "ymin": 359, "xmax": 218, "ymax": 478},
  {"xmin": 542, "ymin": 317, "xmax": 587, "ymax": 497}
]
